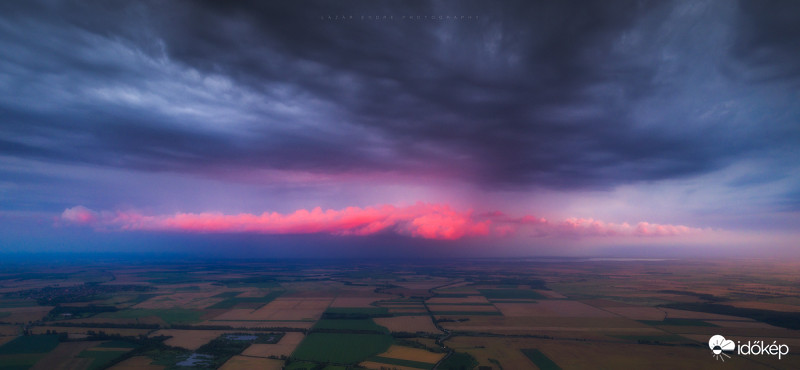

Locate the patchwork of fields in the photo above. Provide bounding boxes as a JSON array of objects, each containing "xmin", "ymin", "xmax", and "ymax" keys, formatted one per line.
[{"xmin": 0, "ymin": 259, "xmax": 799, "ymax": 369}]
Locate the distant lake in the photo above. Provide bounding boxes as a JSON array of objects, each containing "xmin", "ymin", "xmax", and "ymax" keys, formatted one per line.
[{"xmin": 176, "ymin": 353, "xmax": 213, "ymax": 367}]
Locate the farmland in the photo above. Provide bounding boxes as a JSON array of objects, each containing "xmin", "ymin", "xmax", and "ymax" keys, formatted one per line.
[
  {"xmin": 0, "ymin": 258, "xmax": 798, "ymax": 369},
  {"xmin": 291, "ymin": 333, "xmax": 393, "ymax": 363}
]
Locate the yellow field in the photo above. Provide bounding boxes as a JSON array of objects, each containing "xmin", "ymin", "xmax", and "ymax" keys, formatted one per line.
[
  {"xmin": 329, "ymin": 296, "xmax": 384, "ymax": 307},
  {"xmin": 0, "ymin": 336, "xmax": 15, "ymax": 346},
  {"xmin": 376, "ymin": 345, "xmax": 445, "ymax": 363},
  {"xmin": 494, "ymin": 301, "xmax": 616, "ymax": 317},
  {"xmin": 0, "ymin": 306, "xmax": 53, "ymax": 323},
  {"xmin": 446, "ymin": 337, "xmax": 537, "ymax": 369},
  {"xmin": 0, "ymin": 325, "xmax": 19, "ymax": 336},
  {"xmin": 109, "ymin": 356, "xmax": 165, "ymax": 370},
  {"xmin": 427, "ymin": 296, "xmax": 490, "ymax": 304},
  {"xmin": 374, "ymin": 316, "xmax": 439, "ymax": 334},
  {"xmin": 134, "ymin": 292, "xmax": 223, "ymax": 309},
  {"xmin": 235, "ymin": 289, "xmax": 273, "ymax": 298},
  {"xmin": 388, "ymin": 308, "xmax": 428, "ymax": 314},
  {"xmin": 208, "ymin": 309, "xmax": 253, "ymax": 320},
  {"xmin": 241, "ymin": 332, "xmax": 305, "ymax": 358},
  {"xmin": 200, "ymin": 320, "xmax": 314, "ymax": 329},
  {"xmin": 219, "ymin": 355, "xmax": 283, "ymax": 370},
  {"xmin": 536, "ymin": 289, "xmax": 567, "ymax": 298},
  {"xmin": 150, "ymin": 329, "xmax": 251, "ymax": 350},
  {"xmin": 29, "ymin": 341, "xmax": 98, "ymax": 370},
  {"xmin": 212, "ymin": 298, "xmax": 332, "ymax": 321}
]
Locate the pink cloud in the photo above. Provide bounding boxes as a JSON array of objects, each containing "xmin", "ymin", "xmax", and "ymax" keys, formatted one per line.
[
  {"xmin": 61, "ymin": 206, "xmax": 97, "ymax": 224},
  {"xmin": 61, "ymin": 203, "xmax": 706, "ymax": 240}
]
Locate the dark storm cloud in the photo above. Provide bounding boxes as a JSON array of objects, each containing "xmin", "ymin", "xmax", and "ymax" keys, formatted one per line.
[
  {"xmin": 731, "ymin": 0, "xmax": 800, "ymax": 83},
  {"xmin": 0, "ymin": 0, "xmax": 798, "ymax": 189}
]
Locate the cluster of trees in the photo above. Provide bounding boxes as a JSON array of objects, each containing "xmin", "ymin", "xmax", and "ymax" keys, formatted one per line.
[
  {"xmin": 45, "ymin": 304, "xmax": 118, "ymax": 320},
  {"xmin": 46, "ymin": 321, "xmax": 159, "ymax": 329},
  {"xmin": 6, "ymin": 283, "xmax": 154, "ymax": 305}
]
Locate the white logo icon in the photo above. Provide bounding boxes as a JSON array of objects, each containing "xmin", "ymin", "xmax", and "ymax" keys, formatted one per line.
[{"xmin": 709, "ymin": 335, "xmax": 736, "ymax": 361}]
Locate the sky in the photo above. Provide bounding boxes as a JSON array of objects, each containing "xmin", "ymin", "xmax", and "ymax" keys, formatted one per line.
[{"xmin": 1, "ymin": 0, "xmax": 798, "ymax": 258}]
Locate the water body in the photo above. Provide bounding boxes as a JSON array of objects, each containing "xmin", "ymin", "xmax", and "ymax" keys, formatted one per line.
[{"xmin": 176, "ymin": 353, "xmax": 213, "ymax": 367}]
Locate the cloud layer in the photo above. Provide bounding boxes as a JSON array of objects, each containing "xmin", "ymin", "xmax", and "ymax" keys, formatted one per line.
[
  {"xmin": 1, "ymin": 1, "xmax": 797, "ymax": 192},
  {"xmin": 1, "ymin": 1, "xmax": 798, "ymax": 256},
  {"xmin": 61, "ymin": 204, "xmax": 704, "ymax": 240}
]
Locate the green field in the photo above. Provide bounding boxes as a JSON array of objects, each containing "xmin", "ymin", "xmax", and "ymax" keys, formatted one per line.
[
  {"xmin": 521, "ymin": 348, "xmax": 561, "ymax": 370},
  {"xmin": 324, "ymin": 307, "xmax": 389, "ymax": 315},
  {"xmin": 208, "ymin": 290, "xmax": 283, "ymax": 309},
  {"xmin": 321, "ymin": 307, "xmax": 391, "ymax": 319},
  {"xmin": 478, "ymin": 289, "xmax": 545, "ymax": 300},
  {"xmin": 312, "ymin": 319, "xmax": 388, "ymax": 333},
  {"xmin": 78, "ymin": 349, "xmax": 130, "ymax": 370},
  {"xmin": 0, "ymin": 301, "xmax": 37, "ymax": 309},
  {"xmin": 284, "ymin": 361, "xmax": 320, "ymax": 370},
  {"xmin": 3, "ymin": 259, "xmax": 800, "ymax": 370},
  {"xmin": 292, "ymin": 333, "xmax": 393, "ymax": 364},
  {"xmin": 286, "ymin": 362, "xmax": 357, "ymax": 370},
  {"xmin": 0, "ymin": 335, "xmax": 61, "ymax": 370},
  {"xmin": 96, "ymin": 308, "xmax": 204, "ymax": 324},
  {"xmin": 0, "ymin": 335, "xmax": 60, "ymax": 354},
  {"xmin": 0, "ymin": 353, "xmax": 45, "ymax": 370}
]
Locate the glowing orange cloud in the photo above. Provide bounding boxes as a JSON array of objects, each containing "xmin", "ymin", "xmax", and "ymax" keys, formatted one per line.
[{"xmin": 61, "ymin": 204, "xmax": 705, "ymax": 240}]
